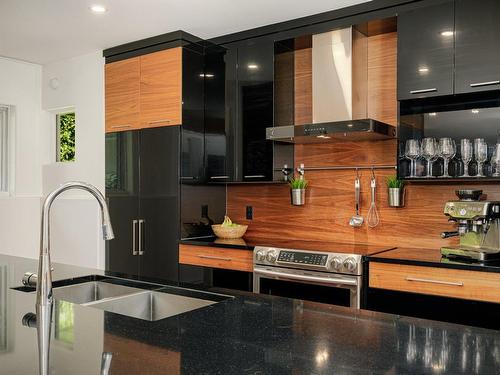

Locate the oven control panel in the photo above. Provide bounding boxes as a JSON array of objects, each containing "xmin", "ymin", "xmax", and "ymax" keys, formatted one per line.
[
  {"xmin": 277, "ymin": 251, "xmax": 328, "ymax": 266},
  {"xmin": 254, "ymin": 246, "xmax": 362, "ymax": 275}
]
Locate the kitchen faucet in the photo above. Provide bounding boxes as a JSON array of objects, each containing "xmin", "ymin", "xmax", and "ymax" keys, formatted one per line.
[{"xmin": 30, "ymin": 181, "xmax": 114, "ymax": 375}]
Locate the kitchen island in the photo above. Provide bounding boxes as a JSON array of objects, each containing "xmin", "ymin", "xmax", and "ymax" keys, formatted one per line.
[{"xmin": 2, "ymin": 253, "xmax": 500, "ymax": 374}]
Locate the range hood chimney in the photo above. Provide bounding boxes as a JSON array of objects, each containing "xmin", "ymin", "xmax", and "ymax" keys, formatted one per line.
[{"xmin": 267, "ymin": 26, "xmax": 396, "ymax": 143}]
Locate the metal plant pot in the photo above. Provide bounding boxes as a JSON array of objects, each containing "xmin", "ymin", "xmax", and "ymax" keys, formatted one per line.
[
  {"xmin": 388, "ymin": 187, "xmax": 405, "ymax": 207},
  {"xmin": 291, "ymin": 189, "xmax": 306, "ymax": 206}
]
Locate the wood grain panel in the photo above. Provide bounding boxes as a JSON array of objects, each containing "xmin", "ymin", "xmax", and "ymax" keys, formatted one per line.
[
  {"xmin": 105, "ymin": 57, "xmax": 140, "ymax": 132},
  {"xmin": 294, "ymin": 46, "xmax": 312, "ymax": 125},
  {"xmin": 179, "ymin": 244, "xmax": 253, "ymax": 272},
  {"xmin": 140, "ymin": 47, "xmax": 182, "ymax": 127},
  {"xmin": 367, "ymin": 32, "xmax": 397, "ymax": 126},
  {"xmin": 104, "ymin": 334, "xmax": 180, "ymax": 375},
  {"xmin": 369, "ymin": 262, "xmax": 500, "ymax": 303}
]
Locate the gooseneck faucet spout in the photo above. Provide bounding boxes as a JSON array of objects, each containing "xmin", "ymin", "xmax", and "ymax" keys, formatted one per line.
[{"xmin": 36, "ymin": 181, "xmax": 114, "ymax": 375}]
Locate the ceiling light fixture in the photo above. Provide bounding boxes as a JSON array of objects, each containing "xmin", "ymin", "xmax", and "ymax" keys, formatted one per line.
[
  {"xmin": 247, "ymin": 64, "xmax": 259, "ymax": 70},
  {"xmin": 472, "ymin": 109, "xmax": 479, "ymax": 114},
  {"xmin": 441, "ymin": 30, "xmax": 454, "ymax": 37},
  {"xmin": 418, "ymin": 67, "xmax": 429, "ymax": 73},
  {"xmin": 90, "ymin": 4, "xmax": 107, "ymax": 13}
]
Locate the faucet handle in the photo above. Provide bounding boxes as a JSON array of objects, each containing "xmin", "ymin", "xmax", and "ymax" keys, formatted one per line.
[{"xmin": 22, "ymin": 272, "xmax": 38, "ymax": 287}]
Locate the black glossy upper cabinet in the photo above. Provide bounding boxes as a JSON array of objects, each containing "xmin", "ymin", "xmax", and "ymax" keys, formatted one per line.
[
  {"xmin": 397, "ymin": 0, "xmax": 455, "ymax": 100},
  {"xmin": 222, "ymin": 37, "xmax": 276, "ymax": 182},
  {"xmin": 455, "ymin": 0, "xmax": 500, "ymax": 94}
]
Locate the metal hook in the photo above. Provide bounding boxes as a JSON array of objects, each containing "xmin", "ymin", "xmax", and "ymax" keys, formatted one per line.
[
  {"xmin": 371, "ymin": 166, "xmax": 376, "ymax": 180},
  {"xmin": 355, "ymin": 167, "xmax": 360, "ymax": 179}
]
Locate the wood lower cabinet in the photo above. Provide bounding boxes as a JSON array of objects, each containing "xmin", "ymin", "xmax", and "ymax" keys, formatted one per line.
[
  {"xmin": 369, "ymin": 262, "xmax": 500, "ymax": 303},
  {"xmin": 179, "ymin": 244, "xmax": 253, "ymax": 272},
  {"xmin": 105, "ymin": 57, "xmax": 141, "ymax": 132},
  {"xmin": 140, "ymin": 48, "xmax": 182, "ymax": 128}
]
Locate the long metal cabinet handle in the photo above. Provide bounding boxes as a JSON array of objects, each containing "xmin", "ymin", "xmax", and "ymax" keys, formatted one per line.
[
  {"xmin": 405, "ymin": 276, "xmax": 463, "ymax": 286},
  {"xmin": 254, "ymin": 268, "xmax": 358, "ymax": 286},
  {"xmin": 210, "ymin": 176, "xmax": 230, "ymax": 179},
  {"xmin": 244, "ymin": 175, "xmax": 266, "ymax": 178},
  {"xmin": 410, "ymin": 88, "xmax": 437, "ymax": 94},
  {"xmin": 198, "ymin": 255, "xmax": 232, "ymax": 261},
  {"xmin": 148, "ymin": 119, "xmax": 171, "ymax": 125},
  {"xmin": 132, "ymin": 220, "xmax": 138, "ymax": 256},
  {"xmin": 138, "ymin": 219, "xmax": 145, "ymax": 255},
  {"xmin": 470, "ymin": 80, "xmax": 500, "ymax": 87},
  {"xmin": 111, "ymin": 124, "xmax": 132, "ymax": 129}
]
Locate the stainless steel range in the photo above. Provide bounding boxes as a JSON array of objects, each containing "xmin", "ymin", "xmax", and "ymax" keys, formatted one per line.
[{"xmin": 253, "ymin": 245, "xmax": 367, "ymax": 309}]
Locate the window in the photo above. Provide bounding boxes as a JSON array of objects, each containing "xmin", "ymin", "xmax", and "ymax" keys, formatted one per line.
[
  {"xmin": 0, "ymin": 106, "xmax": 10, "ymax": 193},
  {"xmin": 56, "ymin": 112, "xmax": 75, "ymax": 162}
]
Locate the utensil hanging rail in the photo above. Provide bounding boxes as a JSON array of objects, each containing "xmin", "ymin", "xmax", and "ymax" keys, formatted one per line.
[{"xmin": 296, "ymin": 165, "xmax": 397, "ymax": 172}]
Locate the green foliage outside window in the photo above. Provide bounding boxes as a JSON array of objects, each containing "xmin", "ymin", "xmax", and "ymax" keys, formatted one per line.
[{"xmin": 58, "ymin": 112, "xmax": 75, "ymax": 162}]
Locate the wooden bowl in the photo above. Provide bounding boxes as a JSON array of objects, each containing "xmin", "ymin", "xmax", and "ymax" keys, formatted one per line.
[{"xmin": 211, "ymin": 224, "xmax": 248, "ymax": 239}]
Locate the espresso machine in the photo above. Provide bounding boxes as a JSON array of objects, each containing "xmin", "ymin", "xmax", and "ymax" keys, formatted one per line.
[{"xmin": 441, "ymin": 190, "xmax": 500, "ymax": 261}]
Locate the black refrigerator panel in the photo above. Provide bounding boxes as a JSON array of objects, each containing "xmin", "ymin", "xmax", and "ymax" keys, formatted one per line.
[
  {"xmin": 105, "ymin": 131, "xmax": 140, "ymax": 276},
  {"xmin": 397, "ymin": 0, "xmax": 455, "ymax": 100},
  {"xmin": 139, "ymin": 126, "xmax": 180, "ymax": 282},
  {"xmin": 237, "ymin": 38, "xmax": 274, "ymax": 181},
  {"xmin": 181, "ymin": 48, "xmax": 205, "ymax": 183},
  {"xmin": 455, "ymin": 0, "xmax": 500, "ymax": 94}
]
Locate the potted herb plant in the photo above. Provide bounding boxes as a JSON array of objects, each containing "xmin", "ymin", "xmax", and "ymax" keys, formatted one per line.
[
  {"xmin": 386, "ymin": 175, "xmax": 405, "ymax": 207},
  {"xmin": 289, "ymin": 176, "xmax": 308, "ymax": 206}
]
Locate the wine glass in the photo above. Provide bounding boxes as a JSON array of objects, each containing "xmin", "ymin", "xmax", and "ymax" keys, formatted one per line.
[
  {"xmin": 474, "ymin": 138, "xmax": 488, "ymax": 177},
  {"xmin": 405, "ymin": 139, "xmax": 421, "ymax": 178},
  {"xmin": 460, "ymin": 139, "xmax": 473, "ymax": 177},
  {"xmin": 438, "ymin": 138, "xmax": 456, "ymax": 178},
  {"xmin": 421, "ymin": 138, "xmax": 437, "ymax": 178},
  {"xmin": 491, "ymin": 144, "xmax": 500, "ymax": 177}
]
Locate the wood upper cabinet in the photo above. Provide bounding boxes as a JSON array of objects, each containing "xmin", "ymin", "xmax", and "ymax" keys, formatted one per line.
[
  {"xmin": 105, "ymin": 47, "xmax": 182, "ymax": 133},
  {"xmin": 455, "ymin": 0, "xmax": 500, "ymax": 94},
  {"xmin": 105, "ymin": 57, "xmax": 141, "ymax": 132},
  {"xmin": 397, "ymin": 0, "xmax": 455, "ymax": 100},
  {"xmin": 140, "ymin": 47, "xmax": 182, "ymax": 128}
]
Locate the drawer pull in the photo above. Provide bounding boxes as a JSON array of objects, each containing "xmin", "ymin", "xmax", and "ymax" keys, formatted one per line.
[
  {"xmin": 405, "ymin": 277, "xmax": 463, "ymax": 286},
  {"xmin": 210, "ymin": 176, "xmax": 230, "ymax": 179},
  {"xmin": 244, "ymin": 175, "xmax": 266, "ymax": 178},
  {"xmin": 410, "ymin": 88, "xmax": 437, "ymax": 94},
  {"xmin": 198, "ymin": 255, "xmax": 232, "ymax": 261},
  {"xmin": 470, "ymin": 80, "xmax": 500, "ymax": 88},
  {"xmin": 111, "ymin": 124, "xmax": 132, "ymax": 129},
  {"xmin": 148, "ymin": 119, "xmax": 171, "ymax": 125}
]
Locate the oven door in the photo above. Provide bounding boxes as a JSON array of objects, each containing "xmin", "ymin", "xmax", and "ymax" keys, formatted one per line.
[{"xmin": 253, "ymin": 265, "xmax": 361, "ymax": 309}]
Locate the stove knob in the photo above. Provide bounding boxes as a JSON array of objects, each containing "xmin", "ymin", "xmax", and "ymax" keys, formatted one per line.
[
  {"xmin": 255, "ymin": 250, "xmax": 266, "ymax": 262},
  {"xmin": 266, "ymin": 250, "xmax": 279, "ymax": 263},
  {"xmin": 329, "ymin": 257, "xmax": 343, "ymax": 270},
  {"xmin": 343, "ymin": 257, "xmax": 357, "ymax": 272}
]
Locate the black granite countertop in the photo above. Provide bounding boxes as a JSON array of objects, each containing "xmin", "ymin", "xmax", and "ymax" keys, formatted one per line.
[
  {"xmin": 368, "ymin": 247, "xmax": 500, "ymax": 273},
  {"xmin": 3, "ymin": 253, "xmax": 500, "ymax": 374}
]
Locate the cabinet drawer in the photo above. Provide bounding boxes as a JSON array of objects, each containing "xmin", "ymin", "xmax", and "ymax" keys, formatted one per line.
[
  {"xmin": 369, "ymin": 262, "xmax": 500, "ymax": 303},
  {"xmin": 179, "ymin": 244, "xmax": 252, "ymax": 272}
]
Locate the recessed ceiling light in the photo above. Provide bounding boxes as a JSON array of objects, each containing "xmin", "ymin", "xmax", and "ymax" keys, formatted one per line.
[
  {"xmin": 90, "ymin": 4, "xmax": 107, "ymax": 13},
  {"xmin": 247, "ymin": 64, "xmax": 259, "ymax": 70},
  {"xmin": 472, "ymin": 109, "xmax": 479, "ymax": 114},
  {"xmin": 441, "ymin": 30, "xmax": 454, "ymax": 37},
  {"xmin": 429, "ymin": 112, "xmax": 437, "ymax": 116},
  {"xmin": 418, "ymin": 67, "xmax": 429, "ymax": 73}
]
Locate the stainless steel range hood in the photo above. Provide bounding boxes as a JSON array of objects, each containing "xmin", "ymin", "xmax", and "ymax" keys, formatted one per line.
[
  {"xmin": 267, "ymin": 26, "xmax": 396, "ymax": 144},
  {"xmin": 267, "ymin": 119, "xmax": 396, "ymax": 143}
]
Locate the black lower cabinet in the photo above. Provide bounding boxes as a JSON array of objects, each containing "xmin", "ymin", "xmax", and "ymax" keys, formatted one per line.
[
  {"xmin": 179, "ymin": 264, "xmax": 253, "ymax": 292},
  {"xmin": 367, "ymin": 288, "xmax": 500, "ymax": 330},
  {"xmin": 106, "ymin": 126, "xmax": 180, "ymax": 282}
]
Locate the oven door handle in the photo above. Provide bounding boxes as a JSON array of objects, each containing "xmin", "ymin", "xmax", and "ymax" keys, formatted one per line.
[{"xmin": 254, "ymin": 268, "xmax": 358, "ymax": 286}]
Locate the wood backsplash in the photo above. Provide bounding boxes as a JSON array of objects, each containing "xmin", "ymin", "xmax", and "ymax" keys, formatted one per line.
[
  {"xmin": 227, "ymin": 30, "xmax": 500, "ymax": 249},
  {"xmin": 227, "ymin": 139, "xmax": 500, "ymax": 249}
]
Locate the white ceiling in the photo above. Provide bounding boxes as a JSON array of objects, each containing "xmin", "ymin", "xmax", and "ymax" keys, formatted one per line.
[{"xmin": 0, "ymin": 0, "xmax": 371, "ymax": 64}]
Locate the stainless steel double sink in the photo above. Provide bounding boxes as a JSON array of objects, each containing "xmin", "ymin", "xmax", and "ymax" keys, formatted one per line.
[{"xmin": 49, "ymin": 279, "xmax": 229, "ymax": 321}]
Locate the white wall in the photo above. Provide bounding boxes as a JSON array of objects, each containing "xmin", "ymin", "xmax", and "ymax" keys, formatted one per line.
[
  {"xmin": 0, "ymin": 57, "xmax": 42, "ymax": 259},
  {"xmin": 41, "ymin": 51, "xmax": 106, "ymax": 269}
]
